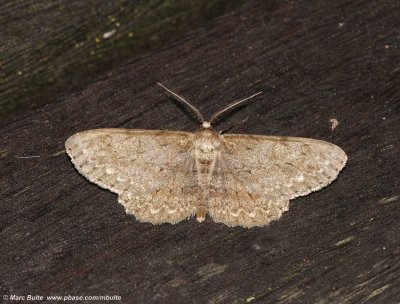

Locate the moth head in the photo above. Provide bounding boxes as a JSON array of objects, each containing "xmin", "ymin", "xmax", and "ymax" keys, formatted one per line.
[{"xmin": 201, "ymin": 121, "xmax": 212, "ymax": 129}]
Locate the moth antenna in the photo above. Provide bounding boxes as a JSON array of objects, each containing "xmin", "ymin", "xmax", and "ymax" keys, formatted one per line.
[
  {"xmin": 219, "ymin": 117, "xmax": 250, "ymax": 134},
  {"xmin": 209, "ymin": 91, "xmax": 262, "ymax": 124},
  {"xmin": 157, "ymin": 82, "xmax": 205, "ymax": 123}
]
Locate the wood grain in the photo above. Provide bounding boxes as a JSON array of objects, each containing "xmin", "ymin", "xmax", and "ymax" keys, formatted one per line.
[
  {"xmin": 0, "ymin": 0, "xmax": 244, "ymax": 120},
  {"xmin": 1, "ymin": 0, "xmax": 399, "ymax": 302}
]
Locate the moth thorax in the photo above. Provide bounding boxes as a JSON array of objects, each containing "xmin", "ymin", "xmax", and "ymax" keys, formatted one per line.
[
  {"xmin": 193, "ymin": 129, "xmax": 222, "ymax": 151},
  {"xmin": 193, "ymin": 129, "xmax": 222, "ymax": 165}
]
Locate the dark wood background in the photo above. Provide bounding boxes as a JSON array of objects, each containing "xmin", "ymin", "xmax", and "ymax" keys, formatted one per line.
[
  {"xmin": 1, "ymin": 0, "xmax": 400, "ymax": 303},
  {"xmin": 0, "ymin": 0, "xmax": 244, "ymax": 121}
]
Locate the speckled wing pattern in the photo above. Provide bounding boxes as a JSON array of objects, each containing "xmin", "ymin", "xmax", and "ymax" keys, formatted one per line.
[
  {"xmin": 66, "ymin": 129, "xmax": 198, "ymax": 224},
  {"xmin": 207, "ymin": 134, "xmax": 347, "ymax": 227},
  {"xmin": 66, "ymin": 129, "xmax": 347, "ymax": 227}
]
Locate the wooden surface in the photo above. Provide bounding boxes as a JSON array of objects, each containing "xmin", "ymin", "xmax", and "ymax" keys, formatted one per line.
[
  {"xmin": 0, "ymin": 0, "xmax": 244, "ymax": 120},
  {"xmin": 1, "ymin": 0, "xmax": 400, "ymax": 303}
]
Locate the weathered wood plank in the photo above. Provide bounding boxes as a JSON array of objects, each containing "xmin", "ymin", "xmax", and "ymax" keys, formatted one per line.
[
  {"xmin": 1, "ymin": 0, "xmax": 400, "ymax": 303},
  {"xmin": 0, "ymin": 0, "xmax": 245, "ymax": 120}
]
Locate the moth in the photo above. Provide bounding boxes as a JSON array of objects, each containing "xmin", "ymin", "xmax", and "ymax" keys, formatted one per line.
[{"xmin": 65, "ymin": 83, "xmax": 347, "ymax": 227}]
